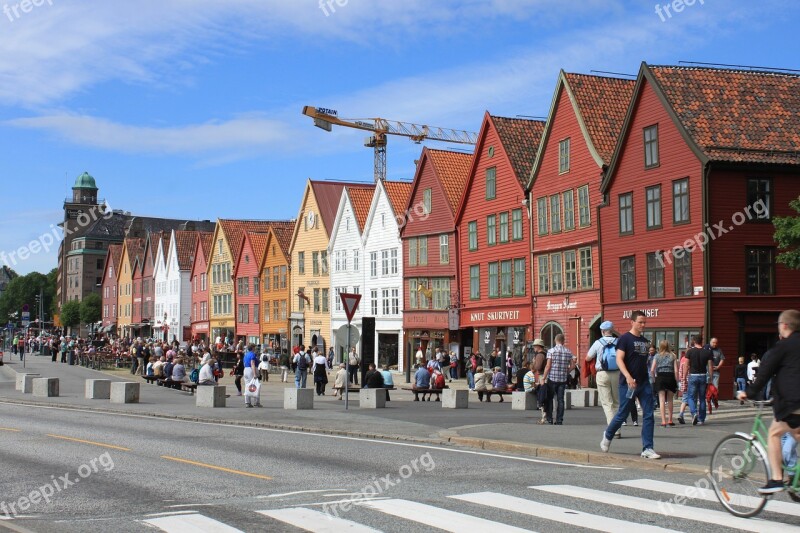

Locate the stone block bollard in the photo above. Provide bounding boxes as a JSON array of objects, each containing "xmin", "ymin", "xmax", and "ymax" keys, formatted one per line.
[
  {"xmin": 110, "ymin": 382, "xmax": 140, "ymax": 404},
  {"xmin": 85, "ymin": 379, "xmax": 112, "ymax": 399},
  {"xmin": 359, "ymin": 388, "xmax": 386, "ymax": 409},
  {"xmin": 196, "ymin": 385, "xmax": 226, "ymax": 408},
  {"xmin": 16, "ymin": 373, "xmax": 40, "ymax": 393},
  {"xmin": 442, "ymin": 389, "xmax": 469, "ymax": 409},
  {"xmin": 32, "ymin": 377, "xmax": 59, "ymax": 397},
  {"xmin": 284, "ymin": 388, "xmax": 314, "ymax": 410},
  {"xmin": 512, "ymin": 391, "xmax": 537, "ymax": 410}
]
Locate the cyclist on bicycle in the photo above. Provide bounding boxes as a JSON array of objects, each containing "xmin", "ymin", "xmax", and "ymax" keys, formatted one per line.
[{"xmin": 737, "ymin": 309, "xmax": 800, "ymax": 494}]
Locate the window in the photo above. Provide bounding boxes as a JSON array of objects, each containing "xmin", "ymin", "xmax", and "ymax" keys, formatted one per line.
[
  {"xmin": 264, "ymin": 268, "xmax": 271, "ymax": 291},
  {"xmin": 353, "ymin": 249, "xmax": 359, "ymax": 271},
  {"xmin": 273, "ymin": 301, "xmax": 280, "ymax": 322},
  {"xmin": 470, "ymin": 265, "xmax": 480, "ymax": 299},
  {"xmin": 238, "ymin": 304, "xmax": 249, "ymax": 323},
  {"xmin": 537, "ymin": 197, "xmax": 548, "ymax": 235},
  {"xmin": 382, "ymin": 288, "xmax": 391, "ymax": 315},
  {"xmin": 370, "ymin": 251, "xmax": 377, "ymax": 277},
  {"xmin": 321, "ymin": 251, "xmax": 328, "ymax": 274},
  {"xmin": 391, "ymin": 288, "xmax": 399, "ymax": 315},
  {"xmin": 513, "ymin": 258, "xmax": 526, "ymax": 296},
  {"xmin": 335, "ymin": 287, "xmax": 343, "ymax": 312},
  {"xmin": 486, "ymin": 167, "xmax": 496, "ymax": 200},
  {"xmin": 559, "ymin": 138, "xmax": 570, "ymax": 173},
  {"xmin": 432, "ymin": 279, "xmax": 450, "ymax": 310},
  {"xmin": 488, "ymin": 262, "xmax": 499, "ymax": 298},
  {"xmin": 201, "ymin": 273, "xmax": 206, "ymax": 291},
  {"xmin": 409, "ymin": 279, "xmax": 418, "ymax": 309},
  {"xmin": 423, "ymin": 188, "xmax": 432, "ymax": 215},
  {"xmin": 280, "ymin": 300, "xmax": 287, "ymax": 320},
  {"xmin": 646, "ymin": 185, "xmax": 661, "ymax": 229},
  {"xmin": 500, "ymin": 260, "xmax": 512, "ymax": 297},
  {"xmin": 747, "ymin": 178, "xmax": 771, "ymax": 220},
  {"xmin": 253, "ymin": 277, "xmax": 259, "ymax": 295},
  {"xmin": 313, "ymin": 288, "xmax": 320, "ymax": 312},
  {"xmin": 550, "ymin": 194, "xmax": 562, "ymax": 233},
  {"xmin": 644, "ymin": 125, "xmax": 659, "ymax": 168},
  {"xmin": 620, "ymin": 256, "xmax": 636, "ymax": 301},
  {"xmin": 254, "ymin": 304, "xmax": 260, "ymax": 324},
  {"xmin": 391, "ymin": 249, "xmax": 398, "ymax": 274},
  {"xmin": 440, "ymin": 235, "xmax": 449, "ymax": 264},
  {"xmin": 619, "ymin": 192, "xmax": 633, "ymax": 234},
  {"xmin": 499, "ymin": 212, "xmax": 509, "ymax": 243},
  {"xmin": 674, "ymin": 249, "xmax": 693, "ymax": 297},
  {"xmin": 321, "ymin": 288, "xmax": 329, "ymax": 312},
  {"xmin": 418, "ymin": 237, "xmax": 427, "ymax": 266},
  {"xmin": 273, "ymin": 268, "xmax": 279, "ymax": 291},
  {"xmin": 371, "ymin": 289, "xmax": 378, "ymax": 315},
  {"xmin": 550, "ymin": 253, "xmax": 563, "ymax": 292},
  {"xmin": 563, "ymin": 190, "xmax": 575, "ymax": 231},
  {"xmin": 335, "ymin": 250, "xmax": 342, "ymax": 273},
  {"xmin": 487, "ymin": 215, "xmax": 496, "ymax": 246},
  {"xmin": 579, "ymin": 247, "xmax": 593, "ymax": 289},
  {"xmin": 381, "ymin": 213, "xmax": 386, "ymax": 228},
  {"xmin": 298, "ymin": 252, "xmax": 305, "ymax": 275},
  {"xmin": 564, "ymin": 250, "xmax": 577, "ymax": 291},
  {"xmin": 382, "ymin": 250, "xmax": 389, "ymax": 275},
  {"xmin": 578, "ymin": 185, "xmax": 591, "ymax": 227},
  {"xmin": 673, "ymin": 178, "xmax": 689, "ymax": 224},
  {"xmin": 418, "ymin": 280, "xmax": 429, "ymax": 308},
  {"xmin": 512, "ymin": 209, "xmax": 523, "ymax": 240},
  {"xmin": 647, "ymin": 252, "xmax": 665, "ymax": 298},
  {"xmin": 409, "ymin": 238, "xmax": 417, "ymax": 266},
  {"xmin": 218, "ymin": 239, "xmax": 223, "ymax": 257},
  {"xmin": 312, "ymin": 251, "xmax": 319, "ymax": 276},
  {"xmin": 280, "ymin": 266, "xmax": 287, "ymax": 289},
  {"xmin": 468, "ymin": 221, "xmax": 478, "ymax": 250},
  {"xmin": 538, "ymin": 256, "xmax": 549, "ymax": 293}
]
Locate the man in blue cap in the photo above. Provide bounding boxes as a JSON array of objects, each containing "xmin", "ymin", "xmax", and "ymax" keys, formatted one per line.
[{"xmin": 586, "ymin": 320, "xmax": 621, "ymax": 436}]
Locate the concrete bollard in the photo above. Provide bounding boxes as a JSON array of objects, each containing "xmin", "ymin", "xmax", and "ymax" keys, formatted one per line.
[
  {"xmin": 588, "ymin": 389, "xmax": 599, "ymax": 406},
  {"xmin": 110, "ymin": 382, "xmax": 140, "ymax": 404},
  {"xmin": 196, "ymin": 385, "xmax": 226, "ymax": 408},
  {"xmin": 85, "ymin": 379, "xmax": 112, "ymax": 399},
  {"xmin": 284, "ymin": 388, "xmax": 314, "ymax": 410},
  {"xmin": 442, "ymin": 389, "xmax": 469, "ymax": 409},
  {"xmin": 359, "ymin": 388, "xmax": 386, "ymax": 409},
  {"xmin": 512, "ymin": 391, "xmax": 537, "ymax": 411},
  {"xmin": 16, "ymin": 373, "xmax": 40, "ymax": 393},
  {"xmin": 565, "ymin": 389, "xmax": 591, "ymax": 409},
  {"xmin": 32, "ymin": 377, "xmax": 59, "ymax": 398}
]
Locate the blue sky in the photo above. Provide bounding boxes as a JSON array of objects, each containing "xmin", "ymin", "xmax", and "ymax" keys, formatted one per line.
[{"xmin": 0, "ymin": 0, "xmax": 797, "ymax": 275}]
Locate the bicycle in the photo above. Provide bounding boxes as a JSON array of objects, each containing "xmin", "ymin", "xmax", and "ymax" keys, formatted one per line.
[{"xmin": 710, "ymin": 400, "xmax": 800, "ymax": 517}]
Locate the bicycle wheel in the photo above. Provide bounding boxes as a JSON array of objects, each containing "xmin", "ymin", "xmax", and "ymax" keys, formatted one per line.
[{"xmin": 710, "ymin": 435, "xmax": 769, "ymax": 517}]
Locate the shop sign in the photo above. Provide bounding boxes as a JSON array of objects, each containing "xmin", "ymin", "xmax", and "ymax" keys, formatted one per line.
[
  {"xmin": 545, "ymin": 298, "xmax": 577, "ymax": 312},
  {"xmin": 470, "ymin": 310, "xmax": 521, "ymax": 322},
  {"xmin": 622, "ymin": 308, "xmax": 660, "ymax": 319},
  {"xmin": 448, "ymin": 308, "xmax": 459, "ymax": 330},
  {"xmin": 711, "ymin": 287, "xmax": 741, "ymax": 293}
]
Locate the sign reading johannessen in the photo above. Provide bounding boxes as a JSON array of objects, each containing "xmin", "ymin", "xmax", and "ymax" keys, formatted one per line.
[{"xmin": 470, "ymin": 310, "xmax": 520, "ymax": 322}]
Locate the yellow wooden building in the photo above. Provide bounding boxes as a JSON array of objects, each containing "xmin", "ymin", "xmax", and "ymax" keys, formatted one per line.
[
  {"xmin": 117, "ymin": 238, "xmax": 143, "ymax": 338},
  {"xmin": 259, "ymin": 222, "xmax": 295, "ymax": 353}
]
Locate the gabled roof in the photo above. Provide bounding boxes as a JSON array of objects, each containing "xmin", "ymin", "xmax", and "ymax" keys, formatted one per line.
[
  {"xmin": 246, "ymin": 232, "xmax": 269, "ymax": 267},
  {"xmin": 269, "ymin": 223, "xmax": 295, "ymax": 262},
  {"xmin": 383, "ymin": 180, "xmax": 413, "ymax": 217},
  {"xmin": 101, "ymin": 244, "xmax": 123, "ymax": 285},
  {"xmin": 425, "ymin": 148, "xmax": 474, "ymax": 214},
  {"xmin": 347, "ymin": 186, "xmax": 376, "ymax": 231},
  {"xmin": 310, "ymin": 180, "xmax": 370, "ymax": 234},
  {"xmin": 123, "ymin": 238, "xmax": 145, "ymax": 273},
  {"xmin": 218, "ymin": 220, "xmax": 276, "ymax": 267},
  {"xmin": 490, "ymin": 115, "xmax": 546, "ymax": 187},
  {"xmin": 175, "ymin": 231, "xmax": 209, "ymax": 271},
  {"xmin": 648, "ymin": 65, "xmax": 800, "ymax": 165}
]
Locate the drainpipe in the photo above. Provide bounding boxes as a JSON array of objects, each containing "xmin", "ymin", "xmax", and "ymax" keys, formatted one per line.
[{"xmin": 702, "ymin": 161, "xmax": 712, "ymax": 343}]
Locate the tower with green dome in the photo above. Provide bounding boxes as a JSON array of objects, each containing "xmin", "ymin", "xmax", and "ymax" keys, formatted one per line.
[{"xmin": 71, "ymin": 171, "xmax": 99, "ymax": 204}]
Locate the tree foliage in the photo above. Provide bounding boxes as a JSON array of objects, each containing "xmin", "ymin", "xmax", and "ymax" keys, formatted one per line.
[
  {"xmin": 774, "ymin": 196, "xmax": 800, "ymax": 270},
  {"xmin": 80, "ymin": 293, "xmax": 102, "ymax": 326},
  {"xmin": 0, "ymin": 269, "xmax": 56, "ymax": 324},
  {"xmin": 60, "ymin": 300, "xmax": 81, "ymax": 330}
]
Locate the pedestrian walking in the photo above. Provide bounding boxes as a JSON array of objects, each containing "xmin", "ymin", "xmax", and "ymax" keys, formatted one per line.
[
  {"xmin": 685, "ymin": 335, "xmax": 714, "ymax": 425},
  {"xmin": 586, "ymin": 321, "xmax": 621, "ymax": 434},
  {"xmin": 735, "ymin": 356, "xmax": 748, "ymax": 404},
  {"xmin": 333, "ymin": 363, "xmax": 347, "ymax": 399},
  {"xmin": 347, "ymin": 347, "xmax": 360, "ymax": 385},
  {"xmin": 651, "ymin": 340, "xmax": 678, "ymax": 427},
  {"xmin": 279, "ymin": 350, "xmax": 290, "ymax": 382},
  {"xmin": 705, "ymin": 337, "xmax": 725, "ymax": 390},
  {"xmin": 312, "ymin": 350, "xmax": 328, "ymax": 396},
  {"xmin": 677, "ymin": 350, "xmax": 690, "ymax": 423},
  {"xmin": 243, "ymin": 343, "xmax": 262, "ymax": 407},
  {"xmin": 231, "ymin": 352, "xmax": 244, "ymax": 396},
  {"xmin": 258, "ymin": 353, "xmax": 271, "ymax": 383},
  {"xmin": 601, "ymin": 310, "xmax": 660, "ymax": 459},
  {"xmin": 466, "ymin": 352, "xmax": 477, "ymax": 390},
  {"xmin": 505, "ymin": 350, "xmax": 514, "ymax": 382},
  {"xmin": 294, "ymin": 346, "xmax": 310, "ymax": 389},
  {"xmin": 541, "ymin": 334, "xmax": 576, "ymax": 425}
]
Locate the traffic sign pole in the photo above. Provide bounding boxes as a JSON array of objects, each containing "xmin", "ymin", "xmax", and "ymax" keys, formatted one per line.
[
  {"xmin": 345, "ymin": 320, "xmax": 351, "ymax": 411},
  {"xmin": 339, "ymin": 292, "xmax": 362, "ymax": 411}
]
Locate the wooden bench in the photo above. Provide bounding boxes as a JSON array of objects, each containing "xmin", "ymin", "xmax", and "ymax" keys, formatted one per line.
[
  {"xmin": 142, "ymin": 375, "xmax": 160, "ymax": 384},
  {"xmin": 480, "ymin": 389, "xmax": 515, "ymax": 402},
  {"xmin": 403, "ymin": 387, "xmax": 448, "ymax": 402},
  {"xmin": 181, "ymin": 383, "xmax": 198, "ymax": 395}
]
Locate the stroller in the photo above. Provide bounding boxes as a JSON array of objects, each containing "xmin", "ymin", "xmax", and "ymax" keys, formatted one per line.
[{"xmin": 706, "ymin": 383, "xmax": 719, "ymax": 415}]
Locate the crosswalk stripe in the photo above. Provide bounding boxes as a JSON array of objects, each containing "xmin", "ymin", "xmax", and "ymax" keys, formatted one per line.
[
  {"xmin": 612, "ymin": 479, "xmax": 800, "ymax": 518},
  {"xmin": 532, "ymin": 485, "xmax": 798, "ymax": 533},
  {"xmin": 259, "ymin": 508, "xmax": 382, "ymax": 532},
  {"xmin": 143, "ymin": 512, "xmax": 244, "ymax": 533},
  {"xmin": 359, "ymin": 499, "xmax": 531, "ymax": 532},
  {"xmin": 449, "ymin": 492, "xmax": 679, "ymax": 532}
]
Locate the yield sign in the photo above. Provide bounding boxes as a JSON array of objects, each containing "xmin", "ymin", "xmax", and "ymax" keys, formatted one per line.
[{"xmin": 339, "ymin": 292, "xmax": 361, "ymax": 323}]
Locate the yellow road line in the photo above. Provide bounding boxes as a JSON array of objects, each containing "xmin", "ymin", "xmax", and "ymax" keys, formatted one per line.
[
  {"xmin": 0, "ymin": 427, "xmax": 21, "ymax": 432},
  {"xmin": 46, "ymin": 434, "xmax": 131, "ymax": 451},
  {"xmin": 161, "ymin": 455, "xmax": 272, "ymax": 480}
]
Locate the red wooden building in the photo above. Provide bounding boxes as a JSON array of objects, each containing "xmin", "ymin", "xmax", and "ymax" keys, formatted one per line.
[
  {"xmin": 529, "ymin": 72, "xmax": 634, "ymax": 378},
  {"xmin": 190, "ymin": 232, "xmax": 213, "ymax": 342},
  {"xmin": 99, "ymin": 243, "xmax": 122, "ymax": 333},
  {"xmin": 599, "ymin": 64, "xmax": 800, "ymax": 397},
  {"xmin": 234, "ymin": 231, "xmax": 268, "ymax": 345},
  {"xmin": 401, "ymin": 148, "xmax": 473, "ymax": 364},
  {"xmin": 456, "ymin": 114, "xmax": 544, "ymax": 364}
]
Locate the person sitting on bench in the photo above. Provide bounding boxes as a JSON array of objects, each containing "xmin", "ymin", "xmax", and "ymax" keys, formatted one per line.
[{"xmin": 413, "ymin": 363, "xmax": 432, "ymax": 400}]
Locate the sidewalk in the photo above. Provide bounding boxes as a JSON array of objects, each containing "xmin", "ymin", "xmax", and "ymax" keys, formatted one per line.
[{"xmin": 0, "ymin": 355, "xmax": 761, "ymax": 474}]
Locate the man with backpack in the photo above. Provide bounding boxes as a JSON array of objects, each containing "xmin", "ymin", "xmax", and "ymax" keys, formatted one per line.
[
  {"xmin": 294, "ymin": 345, "xmax": 311, "ymax": 389},
  {"xmin": 586, "ymin": 321, "xmax": 621, "ymax": 435}
]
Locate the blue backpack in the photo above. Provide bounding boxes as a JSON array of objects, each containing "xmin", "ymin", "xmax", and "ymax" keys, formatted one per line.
[
  {"xmin": 189, "ymin": 368, "xmax": 199, "ymax": 383},
  {"xmin": 599, "ymin": 338, "xmax": 619, "ymax": 371}
]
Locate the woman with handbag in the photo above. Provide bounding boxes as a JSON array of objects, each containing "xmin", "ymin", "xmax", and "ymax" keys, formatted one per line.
[{"xmin": 312, "ymin": 349, "xmax": 329, "ymax": 396}]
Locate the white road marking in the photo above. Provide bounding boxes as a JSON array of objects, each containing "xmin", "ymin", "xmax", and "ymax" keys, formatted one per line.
[
  {"xmin": 164, "ymin": 504, "xmax": 222, "ymax": 509},
  {"xmin": 143, "ymin": 512, "xmax": 243, "ymax": 532},
  {"xmin": 288, "ymin": 497, "xmax": 389, "ymax": 507},
  {"xmin": 532, "ymin": 485, "xmax": 798, "ymax": 533},
  {"xmin": 359, "ymin": 499, "xmax": 532, "ymax": 532},
  {"xmin": 613, "ymin": 478, "xmax": 800, "ymax": 517},
  {"xmin": 1, "ymin": 402, "xmax": 620, "ymax": 470},
  {"xmin": 450, "ymin": 492, "xmax": 678, "ymax": 532},
  {"xmin": 144, "ymin": 511, "xmax": 198, "ymax": 517},
  {"xmin": 260, "ymin": 507, "xmax": 382, "ymax": 532},
  {"xmin": 263, "ymin": 488, "xmax": 346, "ymax": 498}
]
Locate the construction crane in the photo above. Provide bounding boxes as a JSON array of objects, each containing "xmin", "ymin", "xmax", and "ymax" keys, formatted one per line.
[{"xmin": 302, "ymin": 106, "xmax": 479, "ymax": 182}]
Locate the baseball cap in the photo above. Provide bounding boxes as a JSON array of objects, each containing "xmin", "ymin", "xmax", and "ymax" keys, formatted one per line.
[{"xmin": 600, "ymin": 321, "xmax": 614, "ymax": 330}]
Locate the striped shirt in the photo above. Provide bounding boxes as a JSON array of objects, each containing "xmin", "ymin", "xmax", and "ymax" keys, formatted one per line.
[{"xmin": 546, "ymin": 344, "xmax": 575, "ymax": 383}]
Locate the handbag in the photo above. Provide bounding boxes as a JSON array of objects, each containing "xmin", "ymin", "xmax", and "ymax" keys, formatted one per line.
[{"xmin": 245, "ymin": 378, "xmax": 261, "ymax": 398}]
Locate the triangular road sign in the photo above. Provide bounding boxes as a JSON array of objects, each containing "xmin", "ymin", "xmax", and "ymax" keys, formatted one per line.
[{"xmin": 339, "ymin": 292, "xmax": 362, "ymax": 323}]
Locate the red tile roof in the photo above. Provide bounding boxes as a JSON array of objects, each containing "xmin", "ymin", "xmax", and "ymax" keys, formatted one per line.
[
  {"xmin": 383, "ymin": 180, "xmax": 413, "ymax": 217},
  {"xmin": 269, "ymin": 223, "xmax": 295, "ymax": 261},
  {"xmin": 426, "ymin": 149, "xmax": 473, "ymax": 214},
  {"xmin": 124, "ymin": 238, "xmax": 145, "ymax": 271},
  {"xmin": 490, "ymin": 116, "xmax": 546, "ymax": 187},
  {"xmin": 648, "ymin": 66, "xmax": 800, "ymax": 165},
  {"xmin": 347, "ymin": 186, "xmax": 376, "ymax": 231},
  {"xmin": 197, "ymin": 232, "xmax": 213, "ymax": 262},
  {"xmin": 563, "ymin": 73, "xmax": 636, "ymax": 164},
  {"xmin": 218, "ymin": 220, "xmax": 275, "ymax": 268},
  {"xmin": 108, "ymin": 243, "xmax": 123, "ymax": 274},
  {"xmin": 175, "ymin": 231, "xmax": 208, "ymax": 271},
  {"xmin": 246, "ymin": 232, "xmax": 269, "ymax": 267},
  {"xmin": 309, "ymin": 180, "xmax": 371, "ymax": 234}
]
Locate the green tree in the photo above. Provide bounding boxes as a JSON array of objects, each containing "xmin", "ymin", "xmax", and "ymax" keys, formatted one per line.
[
  {"xmin": 60, "ymin": 300, "xmax": 81, "ymax": 334},
  {"xmin": 774, "ymin": 196, "xmax": 800, "ymax": 269},
  {"xmin": 0, "ymin": 271, "xmax": 48, "ymax": 323},
  {"xmin": 80, "ymin": 293, "xmax": 102, "ymax": 327}
]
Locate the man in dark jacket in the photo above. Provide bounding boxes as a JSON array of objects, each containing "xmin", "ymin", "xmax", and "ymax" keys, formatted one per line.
[
  {"xmin": 364, "ymin": 363, "xmax": 384, "ymax": 389},
  {"xmin": 739, "ymin": 309, "xmax": 800, "ymax": 494}
]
